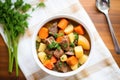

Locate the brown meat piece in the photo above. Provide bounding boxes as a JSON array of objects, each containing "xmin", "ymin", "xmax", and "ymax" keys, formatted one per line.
[
  {"xmin": 60, "ymin": 36, "xmax": 70, "ymax": 51},
  {"xmin": 49, "ymin": 22, "xmax": 58, "ymax": 35},
  {"xmin": 45, "ymin": 49, "xmax": 54, "ymax": 55},
  {"xmin": 54, "ymin": 49, "xmax": 64, "ymax": 59},
  {"xmin": 65, "ymin": 51, "xmax": 74, "ymax": 56},
  {"xmin": 45, "ymin": 36, "xmax": 55, "ymax": 45},
  {"xmin": 55, "ymin": 60, "xmax": 71, "ymax": 72}
]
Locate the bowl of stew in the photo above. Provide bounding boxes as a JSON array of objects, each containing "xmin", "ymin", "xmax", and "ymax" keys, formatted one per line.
[{"xmin": 32, "ymin": 14, "xmax": 94, "ymax": 77}]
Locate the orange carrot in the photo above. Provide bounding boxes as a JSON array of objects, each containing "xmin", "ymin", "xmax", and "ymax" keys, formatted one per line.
[
  {"xmin": 56, "ymin": 36, "xmax": 63, "ymax": 43},
  {"xmin": 74, "ymin": 25, "xmax": 85, "ymax": 35},
  {"xmin": 39, "ymin": 27, "xmax": 48, "ymax": 39},
  {"xmin": 58, "ymin": 19, "xmax": 69, "ymax": 30},
  {"xmin": 58, "ymin": 30, "xmax": 64, "ymax": 34},
  {"xmin": 44, "ymin": 60, "xmax": 54, "ymax": 70},
  {"xmin": 66, "ymin": 56, "xmax": 78, "ymax": 66},
  {"xmin": 50, "ymin": 56, "xmax": 57, "ymax": 63}
]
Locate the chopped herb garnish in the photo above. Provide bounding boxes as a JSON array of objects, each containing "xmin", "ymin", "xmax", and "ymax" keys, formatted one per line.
[
  {"xmin": 36, "ymin": 41, "xmax": 40, "ymax": 49},
  {"xmin": 58, "ymin": 61, "xmax": 62, "ymax": 67},
  {"xmin": 47, "ymin": 41, "xmax": 61, "ymax": 50},
  {"xmin": 63, "ymin": 43, "xmax": 68, "ymax": 48},
  {"xmin": 54, "ymin": 33, "xmax": 58, "ymax": 38},
  {"xmin": 37, "ymin": 2, "xmax": 45, "ymax": 8},
  {"xmin": 74, "ymin": 32, "xmax": 79, "ymax": 40},
  {"xmin": 58, "ymin": 33, "xmax": 64, "ymax": 37},
  {"xmin": 47, "ymin": 54, "xmax": 53, "ymax": 59},
  {"xmin": 53, "ymin": 33, "xmax": 64, "ymax": 38},
  {"xmin": 70, "ymin": 42, "xmax": 75, "ymax": 47},
  {"xmin": 78, "ymin": 63, "xmax": 81, "ymax": 67}
]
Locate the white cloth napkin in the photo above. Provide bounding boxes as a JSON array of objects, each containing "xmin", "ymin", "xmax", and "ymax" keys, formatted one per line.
[{"xmin": 0, "ymin": 0, "xmax": 120, "ymax": 80}]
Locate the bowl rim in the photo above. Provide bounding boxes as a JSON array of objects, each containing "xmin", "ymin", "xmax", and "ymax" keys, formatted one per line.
[{"xmin": 32, "ymin": 14, "xmax": 95, "ymax": 77}]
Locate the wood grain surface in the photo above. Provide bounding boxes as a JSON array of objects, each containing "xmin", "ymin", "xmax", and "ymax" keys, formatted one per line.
[{"xmin": 0, "ymin": 0, "xmax": 120, "ymax": 79}]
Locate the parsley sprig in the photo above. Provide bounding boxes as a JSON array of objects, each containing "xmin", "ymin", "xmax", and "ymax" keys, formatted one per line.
[{"xmin": 0, "ymin": 0, "xmax": 32, "ymax": 76}]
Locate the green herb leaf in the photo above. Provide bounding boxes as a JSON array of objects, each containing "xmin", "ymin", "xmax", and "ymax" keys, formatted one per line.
[
  {"xmin": 37, "ymin": 2, "xmax": 45, "ymax": 8},
  {"xmin": 54, "ymin": 33, "xmax": 58, "ymax": 38},
  {"xmin": 14, "ymin": 0, "xmax": 23, "ymax": 9},
  {"xmin": 21, "ymin": 3, "xmax": 31, "ymax": 12},
  {"xmin": 47, "ymin": 41, "xmax": 61, "ymax": 50},
  {"xmin": 58, "ymin": 61, "xmax": 62, "ymax": 67},
  {"xmin": 74, "ymin": 32, "xmax": 78, "ymax": 40},
  {"xmin": 70, "ymin": 42, "xmax": 75, "ymax": 47}
]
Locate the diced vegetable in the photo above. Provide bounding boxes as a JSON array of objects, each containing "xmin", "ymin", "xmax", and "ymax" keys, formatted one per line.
[
  {"xmin": 66, "ymin": 56, "xmax": 78, "ymax": 66},
  {"xmin": 74, "ymin": 46, "xmax": 83, "ymax": 59},
  {"xmin": 74, "ymin": 25, "xmax": 85, "ymax": 35},
  {"xmin": 38, "ymin": 52, "xmax": 47, "ymax": 64},
  {"xmin": 60, "ymin": 54, "xmax": 68, "ymax": 62},
  {"xmin": 56, "ymin": 36, "xmax": 63, "ymax": 43},
  {"xmin": 64, "ymin": 24, "xmax": 74, "ymax": 34},
  {"xmin": 58, "ymin": 19, "xmax": 69, "ymax": 30},
  {"xmin": 58, "ymin": 30, "xmax": 64, "ymax": 34},
  {"xmin": 78, "ymin": 35, "xmax": 90, "ymax": 50},
  {"xmin": 79, "ymin": 55, "xmax": 88, "ymax": 64},
  {"xmin": 44, "ymin": 60, "xmax": 54, "ymax": 70},
  {"xmin": 38, "ymin": 43, "xmax": 46, "ymax": 52},
  {"xmin": 36, "ymin": 36, "xmax": 41, "ymax": 42},
  {"xmin": 50, "ymin": 56, "xmax": 57, "ymax": 63},
  {"xmin": 68, "ymin": 33, "xmax": 75, "ymax": 43},
  {"xmin": 70, "ymin": 63, "xmax": 78, "ymax": 70},
  {"xmin": 39, "ymin": 27, "xmax": 48, "ymax": 39}
]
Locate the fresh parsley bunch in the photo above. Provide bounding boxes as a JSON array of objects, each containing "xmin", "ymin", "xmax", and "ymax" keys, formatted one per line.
[{"xmin": 0, "ymin": 0, "xmax": 31, "ymax": 76}]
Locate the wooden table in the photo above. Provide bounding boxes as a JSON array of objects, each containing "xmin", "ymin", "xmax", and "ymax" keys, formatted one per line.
[{"xmin": 0, "ymin": 0, "xmax": 120, "ymax": 79}]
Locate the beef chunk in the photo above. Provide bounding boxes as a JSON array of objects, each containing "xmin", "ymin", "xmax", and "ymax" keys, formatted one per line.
[
  {"xmin": 45, "ymin": 36, "xmax": 55, "ymax": 45},
  {"xmin": 45, "ymin": 49, "xmax": 54, "ymax": 55},
  {"xmin": 55, "ymin": 60, "xmax": 71, "ymax": 72},
  {"xmin": 60, "ymin": 36, "xmax": 70, "ymax": 51},
  {"xmin": 54, "ymin": 49, "xmax": 64, "ymax": 59},
  {"xmin": 65, "ymin": 51, "xmax": 74, "ymax": 56},
  {"xmin": 49, "ymin": 22, "xmax": 58, "ymax": 35}
]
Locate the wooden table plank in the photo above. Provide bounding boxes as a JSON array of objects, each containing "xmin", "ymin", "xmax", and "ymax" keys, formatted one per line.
[{"xmin": 0, "ymin": 0, "xmax": 120, "ymax": 79}]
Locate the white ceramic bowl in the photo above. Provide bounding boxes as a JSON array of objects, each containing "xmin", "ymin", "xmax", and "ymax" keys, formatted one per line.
[{"xmin": 32, "ymin": 14, "xmax": 94, "ymax": 77}]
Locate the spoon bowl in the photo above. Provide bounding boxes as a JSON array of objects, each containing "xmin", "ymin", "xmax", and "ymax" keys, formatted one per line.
[
  {"xmin": 96, "ymin": 0, "xmax": 110, "ymax": 13},
  {"xmin": 96, "ymin": 0, "xmax": 120, "ymax": 54}
]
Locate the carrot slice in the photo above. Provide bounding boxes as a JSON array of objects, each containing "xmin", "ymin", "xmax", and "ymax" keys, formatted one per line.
[
  {"xmin": 74, "ymin": 25, "xmax": 85, "ymax": 35},
  {"xmin": 66, "ymin": 56, "xmax": 78, "ymax": 66},
  {"xmin": 58, "ymin": 29, "xmax": 64, "ymax": 34},
  {"xmin": 50, "ymin": 56, "xmax": 57, "ymax": 63},
  {"xmin": 58, "ymin": 19, "xmax": 69, "ymax": 30},
  {"xmin": 56, "ymin": 36, "xmax": 63, "ymax": 43},
  {"xmin": 39, "ymin": 27, "xmax": 48, "ymax": 39},
  {"xmin": 44, "ymin": 60, "xmax": 54, "ymax": 70}
]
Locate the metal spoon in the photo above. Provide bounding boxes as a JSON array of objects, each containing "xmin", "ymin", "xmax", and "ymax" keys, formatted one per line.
[{"xmin": 96, "ymin": 0, "xmax": 120, "ymax": 54}]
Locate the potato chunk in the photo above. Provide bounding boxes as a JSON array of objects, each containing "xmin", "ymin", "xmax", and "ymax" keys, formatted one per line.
[
  {"xmin": 36, "ymin": 36, "xmax": 41, "ymax": 42},
  {"xmin": 38, "ymin": 43, "xmax": 46, "ymax": 52},
  {"xmin": 79, "ymin": 55, "xmax": 88, "ymax": 64},
  {"xmin": 64, "ymin": 24, "xmax": 74, "ymax": 34},
  {"xmin": 78, "ymin": 35, "xmax": 90, "ymax": 50},
  {"xmin": 70, "ymin": 63, "xmax": 78, "ymax": 70},
  {"xmin": 60, "ymin": 54, "xmax": 68, "ymax": 62},
  {"xmin": 74, "ymin": 46, "xmax": 83, "ymax": 59},
  {"xmin": 68, "ymin": 33, "xmax": 75, "ymax": 43},
  {"xmin": 38, "ymin": 52, "xmax": 47, "ymax": 64}
]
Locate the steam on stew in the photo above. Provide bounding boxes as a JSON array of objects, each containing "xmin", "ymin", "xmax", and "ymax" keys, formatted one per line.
[{"xmin": 36, "ymin": 18, "xmax": 90, "ymax": 72}]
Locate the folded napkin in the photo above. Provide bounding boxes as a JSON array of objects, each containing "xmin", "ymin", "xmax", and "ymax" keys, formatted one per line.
[{"xmin": 0, "ymin": 0, "xmax": 120, "ymax": 80}]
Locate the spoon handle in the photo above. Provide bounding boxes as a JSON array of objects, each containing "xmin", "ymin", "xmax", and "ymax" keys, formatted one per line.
[{"xmin": 105, "ymin": 13, "xmax": 120, "ymax": 54}]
